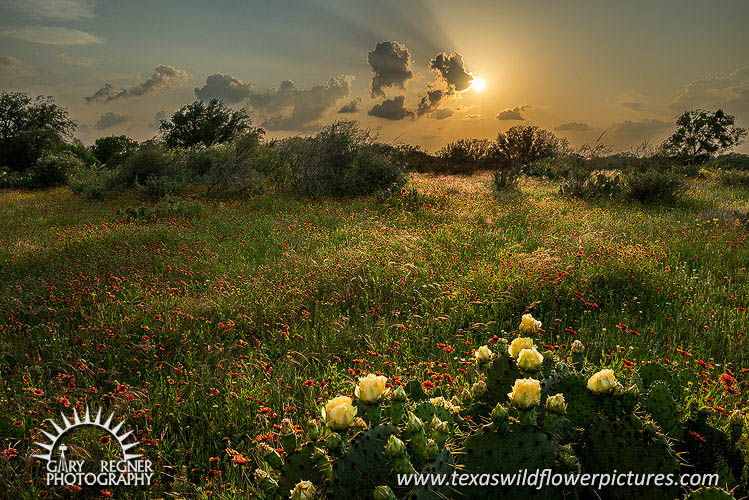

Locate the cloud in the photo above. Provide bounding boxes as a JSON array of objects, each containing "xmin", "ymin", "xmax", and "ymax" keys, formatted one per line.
[
  {"xmin": 367, "ymin": 41, "xmax": 413, "ymax": 98},
  {"xmin": 0, "ymin": 55, "xmax": 21, "ymax": 67},
  {"xmin": 57, "ymin": 52, "xmax": 94, "ymax": 67},
  {"xmin": 462, "ymin": 114, "xmax": 484, "ymax": 120},
  {"xmin": 432, "ymin": 108, "xmax": 454, "ymax": 120},
  {"xmin": 85, "ymin": 65, "xmax": 190, "ymax": 103},
  {"xmin": 94, "ymin": 112, "xmax": 130, "ymax": 130},
  {"xmin": 429, "ymin": 52, "xmax": 473, "ymax": 93},
  {"xmin": 416, "ymin": 88, "xmax": 447, "ymax": 117},
  {"xmin": 247, "ymin": 75, "xmax": 353, "ymax": 130},
  {"xmin": 670, "ymin": 66, "xmax": 749, "ymax": 117},
  {"xmin": 149, "ymin": 110, "xmax": 169, "ymax": 129},
  {"xmin": 607, "ymin": 118, "xmax": 672, "ymax": 149},
  {"xmin": 555, "ymin": 122, "xmax": 592, "ymax": 131},
  {"xmin": 338, "ymin": 97, "xmax": 361, "ymax": 114},
  {"xmin": 367, "ymin": 96, "xmax": 413, "ymax": 121},
  {"xmin": 0, "ymin": 0, "xmax": 94, "ymax": 20},
  {"xmin": 496, "ymin": 105, "xmax": 530, "ymax": 121},
  {"xmin": 194, "ymin": 73, "xmax": 254, "ymax": 104},
  {"xmin": 621, "ymin": 101, "xmax": 646, "ymax": 111},
  {"xmin": 0, "ymin": 26, "xmax": 103, "ymax": 45}
]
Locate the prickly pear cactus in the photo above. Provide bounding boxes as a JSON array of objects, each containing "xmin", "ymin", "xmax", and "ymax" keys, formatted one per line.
[
  {"xmin": 413, "ymin": 401, "xmax": 454, "ymax": 427},
  {"xmin": 643, "ymin": 380, "xmax": 681, "ymax": 437},
  {"xmin": 460, "ymin": 423, "xmax": 560, "ymax": 499},
  {"xmin": 579, "ymin": 415, "xmax": 679, "ymax": 500},
  {"xmin": 277, "ymin": 442, "xmax": 331, "ymax": 494},
  {"xmin": 684, "ymin": 486, "xmax": 736, "ymax": 499},
  {"xmin": 680, "ymin": 410, "xmax": 744, "ymax": 490},
  {"xmin": 540, "ymin": 364, "xmax": 570, "ymax": 402},
  {"xmin": 554, "ymin": 373, "xmax": 598, "ymax": 428},
  {"xmin": 638, "ymin": 362, "xmax": 681, "ymax": 397},
  {"xmin": 411, "ymin": 448, "xmax": 456, "ymax": 500},
  {"xmin": 484, "ymin": 351, "xmax": 522, "ymax": 403},
  {"xmin": 404, "ymin": 380, "xmax": 428, "ymax": 401},
  {"xmin": 329, "ymin": 424, "xmax": 402, "ymax": 499}
]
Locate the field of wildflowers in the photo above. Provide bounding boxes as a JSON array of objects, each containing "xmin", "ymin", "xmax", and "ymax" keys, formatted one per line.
[{"xmin": 0, "ymin": 172, "xmax": 746, "ymax": 498}]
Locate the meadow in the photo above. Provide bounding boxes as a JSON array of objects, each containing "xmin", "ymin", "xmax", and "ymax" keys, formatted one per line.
[{"xmin": 0, "ymin": 170, "xmax": 746, "ymax": 497}]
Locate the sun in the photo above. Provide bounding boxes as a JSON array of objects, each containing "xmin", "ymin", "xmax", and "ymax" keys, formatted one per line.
[{"xmin": 470, "ymin": 76, "xmax": 487, "ymax": 92}]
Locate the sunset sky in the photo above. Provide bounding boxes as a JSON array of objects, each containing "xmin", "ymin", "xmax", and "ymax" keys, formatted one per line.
[{"xmin": 1, "ymin": 0, "xmax": 747, "ymax": 152}]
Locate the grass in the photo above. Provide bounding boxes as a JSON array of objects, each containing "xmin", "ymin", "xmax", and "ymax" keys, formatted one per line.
[{"xmin": 0, "ymin": 172, "xmax": 747, "ymax": 497}]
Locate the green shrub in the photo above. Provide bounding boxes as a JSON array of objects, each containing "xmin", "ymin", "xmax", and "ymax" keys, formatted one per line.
[
  {"xmin": 0, "ymin": 166, "xmax": 33, "ymax": 188},
  {"xmin": 28, "ymin": 151, "xmax": 82, "ymax": 188},
  {"xmin": 625, "ymin": 169, "xmax": 685, "ymax": 203},
  {"xmin": 117, "ymin": 142, "xmax": 182, "ymax": 188},
  {"xmin": 68, "ymin": 164, "xmax": 119, "ymax": 200},
  {"xmin": 560, "ymin": 157, "xmax": 623, "ymax": 199},
  {"xmin": 718, "ymin": 169, "xmax": 749, "ymax": 188},
  {"xmin": 134, "ymin": 175, "xmax": 185, "ymax": 200},
  {"xmin": 437, "ymin": 138, "xmax": 489, "ymax": 173}
]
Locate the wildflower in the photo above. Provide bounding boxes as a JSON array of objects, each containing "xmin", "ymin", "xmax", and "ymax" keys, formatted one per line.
[
  {"xmin": 322, "ymin": 396, "xmax": 357, "ymax": 430},
  {"xmin": 519, "ymin": 314, "xmax": 542, "ymax": 335},
  {"xmin": 570, "ymin": 340, "xmax": 585, "ymax": 353},
  {"xmin": 508, "ymin": 378, "xmax": 541, "ymax": 409},
  {"xmin": 587, "ymin": 369, "xmax": 617, "ymax": 394},
  {"xmin": 508, "ymin": 337, "xmax": 534, "ymax": 358},
  {"xmin": 516, "ymin": 347, "xmax": 544, "ymax": 371},
  {"xmin": 355, "ymin": 374, "xmax": 389, "ymax": 404}
]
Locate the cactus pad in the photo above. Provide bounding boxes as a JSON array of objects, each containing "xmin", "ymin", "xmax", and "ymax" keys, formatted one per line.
[
  {"xmin": 680, "ymin": 415, "xmax": 744, "ymax": 490},
  {"xmin": 485, "ymin": 351, "xmax": 523, "ymax": 403},
  {"xmin": 413, "ymin": 400, "xmax": 455, "ymax": 427},
  {"xmin": 638, "ymin": 362, "xmax": 681, "ymax": 397},
  {"xmin": 643, "ymin": 380, "xmax": 681, "ymax": 437},
  {"xmin": 278, "ymin": 442, "xmax": 331, "ymax": 494},
  {"xmin": 411, "ymin": 448, "xmax": 456, "ymax": 500},
  {"xmin": 684, "ymin": 486, "xmax": 736, "ymax": 500},
  {"xmin": 555, "ymin": 373, "xmax": 599, "ymax": 428}
]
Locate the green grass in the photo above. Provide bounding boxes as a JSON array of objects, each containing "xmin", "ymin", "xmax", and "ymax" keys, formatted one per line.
[{"xmin": 0, "ymin": 173, "xmax": 747, "ymax": 497}]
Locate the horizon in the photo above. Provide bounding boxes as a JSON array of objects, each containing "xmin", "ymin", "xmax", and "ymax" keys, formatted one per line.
[{"xmin": 1, "ymin": 0, "xmax": 748, "ymax": 153}]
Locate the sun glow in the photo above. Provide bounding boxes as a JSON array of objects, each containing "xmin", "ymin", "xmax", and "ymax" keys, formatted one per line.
[{"xmin": 470, "ymin": 76, "xmax": 486, "ymax": 92}]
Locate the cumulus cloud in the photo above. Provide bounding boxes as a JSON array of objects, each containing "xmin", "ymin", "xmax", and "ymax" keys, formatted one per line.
[
  {"xmin": 496, "ymin": 105, "xmax": 530, "ymax": 121},
  {"xmin": 94, "ymin": 111, "xmax": 130, "ymax": 130},
  {"xmin": 85, "ymin": 64, "xmax": 190, "ymax": 103},
  {"xmin": 670, "ymin": 66, "xmax": 749, "ymax": 117},
  {"xmin": 429, "ymin": 52, "xmax": 472, "ymax": 93},
  {"xmin": 607, "ymin": 118, "xmax": 672, "ymax": 149},
  {"xmin": 432, "ymin": 108, "xmax": 454, "ymax": 120},
  {"xmin": 463, "ymin": 114, "xmax": 484, "ymax": 120},
  {"xmin": 248, "ymin": 75, "xmax": 353, "ymax": 130},
  {"xmin": 555, "ymin": 122, "xmax": 592, "ymax": 131},
  {"xmin": 0, "ymin": 0, "xmax": 95, "ymax": 20},
  {"xmin": 0, "ymin": 55, "xmax": 21, "ymax": 67},
  {"xmin": 337, "ymin": 97, "xmax": 361, "ymax": 114},
  {"xmin": 194, "ymin": 73, "xmax": 254, "ymax": 104},
  {"xmin": 621, "ymin": 101, "xmax": 645, "ymax": 111},
  {"xmin": 416, "ymin": 88, "xmax": 446, "ymax": 117},
  {"xmin": 367, "ymin": 96, "xmax": 413, "ymax": 121},
  {"xmin": 149, "ymin": 110, "xmax": 169, "ymax": 129},
  {"xmin": 0, "ymin": 26, "xmax": 103, "ymax": 45},
  {"xmin": 367, "ymin": 41, "xmax": 413, "ymax": 97}
]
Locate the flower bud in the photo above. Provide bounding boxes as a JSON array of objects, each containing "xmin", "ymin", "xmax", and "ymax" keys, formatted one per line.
[
  {"xmin": 474, "ymin": 345, "xmax": 493, "ymax": 363},
  {"xmin": 258, "ymin": 442, "xmax": 282, "ymax": 469},
  {"xmin": 519, "ymin": 313, "xmax": 542, "ymax": 335},
  {"xmin": 431, "ymin": 416, "xmax": 449, "ymax": 434},
  {"xmin": 290, "ymin": 480, "xmax": 316, "ymax": 500},
  {"xmin": 471, "ymin": 380, "xmax": 487, "ymax": 398},
  {"xmin": 306, "ymin": 420, "xmax": 320, "ymax": 440},
  {"xmin": 280, "ymin": 418, "xmax": 294, "ymax": 435},
  {"xmin": 612, "ymin": 382, "xmax": 626, "ymax": 396},
  {"xmin": 384, "ymin": 434, "xmax": 407, "ymax": 457},
  {"xmin": 460, "ymin": 388, "xmax": 471, "ymax": 401},
  {"xmin": 353, "ymin": 417, "xmax": 369, "ymax": 431},
  {"xmin": 626, "ymin": 384, "xmax": 640, "ymax": 398},
  {"xmin": 374, "ymin": 485, "xmax": 397, "ymax": 500},
  {"xmin": 391, "ymin": 385, "xmax": 407, "ymax": 402},
  {"xmin": 254, "ymin": 468, "xmax": 278, "ymax": 495},
  {"xmin": 405, "ymin": 412, "xmax": 423, "ymax": 433},
  {"xmin": 545, "ymin": 393, "xmax": 567, "ymax": 415},
  {"xmin": 491, "ymin": 403, "xmax": 509, "ymax": 422},
  {"xmin": 730, "ymin": 410, "xmax": 743, "ymax": 426},
  {"xmin": 426, "ymin": 438, "xmax": 439, "ymax": 460},
  {"xmin": 516, "ymin": 347, "xmax": 544, "ymax": 371},
  {"xmin": 325, "ymin": 432, "xmax": 342, "ymax": 453}
]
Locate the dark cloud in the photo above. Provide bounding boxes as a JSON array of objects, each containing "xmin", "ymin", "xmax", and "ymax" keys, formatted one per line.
[
  {"xmin": 367, "ymin": 41, "xmax": 413, "ymax": 97},
  {"xmin": 621, "ymin": 101, "xmax": 645, "ymax": 111},
  {"xmin": 555, "ymin": 122, "xmax": 592, "ymax": 131},
  {"xmin": 670, "ymin": 66, "xmax": 749, "ymax": 117},
  {"xmin": 607, "ymin": 118, "xmax": 672, "ymax": 149},
  {"xmin": 94, "ymin": 111, "xmax": 130, "ymax": 130},
  {"xmin": 462, "ymin": 114, "xmax": 484, "ymax": 120},
  {"xmin": 149, "ymin": 110, "xmax": 169, "ymax": 129},
  {"xmin": 248, "ymin": 75, "xmax": 353, "ymax": 130},
  {"xmin": 367, "ymin": 96, "xmax": 414, "ymax": 121},
  {"xmin": 85, "ymin": 64, "xmax": 189, "ymax": 103},
  {"xmin": 429, "ymin": 52, "xmax": 472, "ymax": 93},
  {"xmin": 338, "ymin": 97, "xmax": 361, "ymax": 114},
  {"xmin": 1, "ymin": 55, "xmax": 21, "ymax": 67},
  {"xmin": 194, "ymin": 73, "xmax": 254, "ymax": 104},
  {"xmin": 432, "ymin": 108, "xmax": 454, "ymax": 120},
  {"xmin": 496, "ymin": 105, "xmax": 530, "ymax": 121},
  {"xmin": 416, "ymin": 88, "xmax": 446, "ymax": 117}
]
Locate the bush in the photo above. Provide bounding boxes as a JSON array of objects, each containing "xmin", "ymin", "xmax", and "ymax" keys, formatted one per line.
[
  {"xmin": 134, "ymin": 175, "xmax": 186, "ymax": 200},
  {"xmin": 491, "ymin": 169, "xmax": 521, "ymax": 191},
  {"xmin": 28, "ymin": 151, "xmax": 82, "ymax": 188},
  {"xmin": 90, "ymin": 135, "xmax": 138, "ymax": 165},
  {"xmin": 437, "ymin": 139, "xmax": 490, "ymax": 173},
  {"xmin": 718, "ymin": 169, "xmax": 749, "ymax": 188},
  {"xmin": 68, "ymin": 164, "xmax": 118, "ymax": 200},
  {"xmin": 117, "ymin": 142, "xmax": 181, "ymax": 188},
  {"xmin": 559, "ymin": 156, "xmax": 623, "ymax": 199},
  {"xmin": 625, "ymin": 169, "xmax": 685, "ymax": 203}
]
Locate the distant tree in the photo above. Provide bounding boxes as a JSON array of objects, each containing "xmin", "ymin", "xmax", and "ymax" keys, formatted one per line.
[
  {"xmin": 661, "ymin": 109, "xmax": 746, "ymax": 166},
  {"xmin": 159, "ymin": 99, "xmax": 258, "ymax": 148},
  {"xmin": 90, "ymin": 135, "xmax": 139, "ymax": 165},
  {"xmin": 0, "ymin": 92, "xmax": 77, "ymax": 172},
  {"xmin": 438, "ymin": 138, "xmax": 490, "ymax": 168},
  {"xmin": 488, "ymin": 125, "xmax": 565, "ymax": 169}
]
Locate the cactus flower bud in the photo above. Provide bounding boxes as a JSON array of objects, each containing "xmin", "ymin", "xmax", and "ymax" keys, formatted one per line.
[
  {"xmin": 587, "ymin": 369, "xmax": 618, "ymax": 394},
  {"xmin": 431, "ymin": 416, "xmax": 448, "ymax": 434},
  {"xmin": 405, "ymin": 412, "xmax": 424, "ymax": 433},
  {"xmin": 507, "ymin": 378, "xmax": 541, "ymax": 409},
  {"xmin": 280, "ymin": 418, "xmax": 297, "ymax": 452},
  {"xmin": 290, "ymin": 480, "xmax": 316, "ymax": 500},
  {"xmin": 460, "ymin": 388, "xmax": 471, "ymax": 401},
  {"xmin": 474, "ymin": 345, "xmax": 493, "ymax": 362},
  {"xmin": 471, "ymin": 380, "xmax": 487, "ymax": 398},
  {"xmin": 306, "ymin": 420, "xmax": 320, "ymax": 440},
  {"xmin": 384, "ymin": 434, "xmax": 407, "ymax": 457},
  {"xmin": 322, "ymin": 396, "xmax": 357, "ymax": 431},
  {"xmin": 519, "ymin": 313, "xmax": 542, "ymax": 335},
  {"xmin": 730, "ymin": 410, "xmax": 743, "ymax": 426},
  {"xmin": 258, "ymin": 442, "xmax": 283, "ymax": 469},
  {"xmin": 612, "ymin": 382, "xmax": 626, "ymax": 396},
  {"xmin": 355, "ymin": 373, "xmax": 390, "ymax": 404},
  {"xmin": 280, "ymin": 418, "xmax": 294, "ymax": 435},
  {"xmin": 254, "ymin": 468, "xmax": 279, "ymax": 495},
  {"xmin": 570, "ymin": 340, "xmax": 585, "ymax": 353},
  {"xmin": 491, "ymin": 403, "xmax": 509, "ymax": 422},
  {"xmin": 391, "ymin": 385, "xmax": 407, "ymax": 402},
  {"xmin": 374, "ymin": 485, "xmax": 397, "ymax": 500},
  {"xmin": 325, "ymin": 432, "xmax": 343, "ymax": 453},
  {"xmin": 426, "ymin": 438, "xmax": 439, "ymax": 460},
  {"xmin": 545, "ymin": 393, "xmax": 567, "ymax": 415},
  {"xmin": 508, "ymin": 337, "xmax": 535, "ymax": 358},
  {"xmin": 626, "ymin": 384, "xmax": 640, "ymax": 398},
  {"xmin": 516, "ymin": 347, "xmax": 544, "ymax": 372}
]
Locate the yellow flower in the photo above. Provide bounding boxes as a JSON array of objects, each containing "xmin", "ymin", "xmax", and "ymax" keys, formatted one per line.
[
  {"xmin": 322, "ymin": 396, "xmax": 357, "ymax": 430},
  {"xmin": 516, "ymin": 347, "xmax": 544, "ymax": 371},
  {"xmin": 508, "ymin": 337, "xmax": 534, "ymax": 358},
  {"xmin": 587, "ymin": 369, "xmax": 618, "ymax": 394},
  {"xmin": 290, "ymin": 480, "xmax": 316, "ymax": 500},
  {"xmin": 519, "ymin": 314, "xmax": 542, "ymax": 335},
  {"xmin": 474, "ymin": 345, "xmax": 493, "ymax": 362},
  {"xmin": 355, "ymin": 373, "xmax": 389, "ymax": 404},
  {"xmin": 507, "ymin": 378, "xmax": 541, "ymax": 409}
]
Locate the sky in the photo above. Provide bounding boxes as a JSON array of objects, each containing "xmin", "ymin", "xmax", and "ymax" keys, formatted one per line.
[{"xmin": 1, "ymin": 0, "xmax": 748, "ymax": 153}]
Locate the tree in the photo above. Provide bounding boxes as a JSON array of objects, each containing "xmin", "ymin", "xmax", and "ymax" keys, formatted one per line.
[
  {"xmin": 0, "ymin": 92, "xmax": 77, "ymax": 172},
  {"xmin": 661, "ymin": 109, "xmax": 746, "ymax": 166},
  {"xmin": 158, "ymin": 99, "xmax": 258, "ymax": 148},
  {"xmin": 90, "ymin": 135, "xmax": 139, "ymax": 165},
  {"xmin": 488, "ymin": 125, "xmax": 565, "ymax": 169}
]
